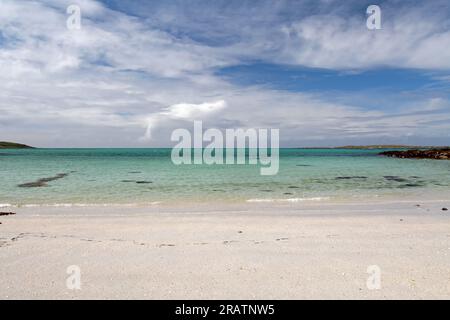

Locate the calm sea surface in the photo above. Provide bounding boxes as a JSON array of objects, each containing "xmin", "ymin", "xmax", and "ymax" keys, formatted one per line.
[{"xmin": 1, "ymin": 148, "xmax": 449, "ymax": 207}]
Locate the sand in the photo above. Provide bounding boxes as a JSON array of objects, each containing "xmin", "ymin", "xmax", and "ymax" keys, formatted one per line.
[{"xmin": 1, "ymin": 200, "xmax": 449, "ymax": 299}]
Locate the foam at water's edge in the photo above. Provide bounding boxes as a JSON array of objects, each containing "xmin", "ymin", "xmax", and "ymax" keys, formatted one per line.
[
  {"xmin": 0, "ymin": 203, "xmax": 12, "ymax": 208},
  {"xmin": 3, "ymin": 202, "xmax": 162, "ymax": 208},
  {"xmin": 246, "ymin": 197, "xmax": 330, "ymax": 203}
]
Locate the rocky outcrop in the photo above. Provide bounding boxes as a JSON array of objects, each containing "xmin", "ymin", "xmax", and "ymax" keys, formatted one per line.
[
  {"xmin": 380, "ymin": 148, "xmax": 450, "ymax": 160},
  {"xmin": 0, "ymin": 212, "xmax": 16, "ymax": 216}
]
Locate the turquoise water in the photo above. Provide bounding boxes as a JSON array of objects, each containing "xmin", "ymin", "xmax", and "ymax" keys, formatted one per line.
[{"xmin": 1, "ymin": 148, "xmax": 450, "ymax": 206}]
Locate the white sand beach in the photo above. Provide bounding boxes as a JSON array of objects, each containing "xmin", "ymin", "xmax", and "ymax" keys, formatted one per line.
[{"xmin": 1, "ymin": 200, "xmax": 449, "ymax": 300}]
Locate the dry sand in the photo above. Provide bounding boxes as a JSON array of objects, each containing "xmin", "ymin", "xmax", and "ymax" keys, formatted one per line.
[{"xmin": 1, "ymin": 200, "xmax": 449, "ymax": 299}]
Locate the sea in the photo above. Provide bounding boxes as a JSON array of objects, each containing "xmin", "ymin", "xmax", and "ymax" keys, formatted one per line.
[{"xmin": 1, "ymin": 148, "xmax": 449, "ymax": 207}]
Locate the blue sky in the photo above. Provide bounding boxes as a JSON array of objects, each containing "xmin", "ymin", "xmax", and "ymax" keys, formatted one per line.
[
  {"xmin": 0, "ymin": 0, "xmax": 450, "ymax": 147},
  {"xmin": 217, "ymin": 64, "xmax": 446, "ymax": 92}
]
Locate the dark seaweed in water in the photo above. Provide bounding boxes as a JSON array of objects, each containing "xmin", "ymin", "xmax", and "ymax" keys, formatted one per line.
[
  {"xmin": 136, "ymin": 181, "xmax": 152, "ymax": 184},
  {"xmin": 383, "ymin": 176, "xmax": 408, "ymax": 182},
  {"xmin": 18, "ymin": 173, "xmax": 69, "ymax": 188},
  {"xmin": 398, "ymin": 183, "xmax": 425, "ymax": 188},
  {"xmin": 335, "ymin": 176, "xmax": 367, "ymax": 180},
  {"xmin": 434, "ymin": 182, "xmax": 448, "ymax": 186}
]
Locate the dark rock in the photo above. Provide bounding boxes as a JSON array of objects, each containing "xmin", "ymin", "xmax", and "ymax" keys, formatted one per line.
[
  {"xmin": 380, "ymin": 148, "xmax": 450, "ymax": 160},
  {"xmin": 288, "ymin": 186, "xmax": 299, "ymax": 189},
  {"xmin": 136, "ymin": 181, "xmax": 152, "ymax": 184},
  {"xmin": 121, "ymin": 180, "xmax": 135, "ymax": 183},
  {"xmin": 0, "ymin": 212, "xmax": 16, "ymax": 216},
  {"xmin": 442, "ymin": 208, "xmax": 448, "ymax": 211}
]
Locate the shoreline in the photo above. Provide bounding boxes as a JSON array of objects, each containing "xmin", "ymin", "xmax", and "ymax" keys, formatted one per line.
[
  {"xmin": 1, "ymin": 199, "xmax": 449, "ymax": 299},
  {"xmin": 2, "ymin": 196, "xmax": 450, "ymax": 214}
]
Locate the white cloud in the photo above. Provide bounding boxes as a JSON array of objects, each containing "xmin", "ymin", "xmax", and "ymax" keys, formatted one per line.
[
  {"xmin": 142, "ymin": 100, "xmax": 227, "ymax": 140},
  {"xmin": 162, "ymin": 100, "xmax": 227, "ymax": 119}
]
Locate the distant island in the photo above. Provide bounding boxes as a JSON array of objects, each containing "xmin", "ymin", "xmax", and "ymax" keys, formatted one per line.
[{"xmin": 0, "ymin": 141, "xmax": 34, "ymax": 149}]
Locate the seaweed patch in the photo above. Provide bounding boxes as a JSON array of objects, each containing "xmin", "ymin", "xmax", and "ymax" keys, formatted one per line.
[{"xmin": 18, "ymin": 173, "xmax": 69, "ymax": 188}]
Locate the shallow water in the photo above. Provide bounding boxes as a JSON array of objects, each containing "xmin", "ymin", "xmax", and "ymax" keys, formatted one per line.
[{"xmin": 1, "ymin": 148, "xmax": 449, "ymax": 207}]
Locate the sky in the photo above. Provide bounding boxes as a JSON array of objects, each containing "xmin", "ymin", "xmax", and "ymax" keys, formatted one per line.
[{"xmin": 0, "ymin": 0, "xmax": 450, "ymax": 147}]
